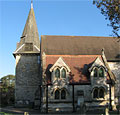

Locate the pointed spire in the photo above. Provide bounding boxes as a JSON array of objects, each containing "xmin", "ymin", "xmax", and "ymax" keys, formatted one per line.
[
  {"xmin": 21, "ymin": 6, "xmax": 40, "ymax": 46},
  {"xmin": 14, "ymin": 1, "xmax": 40, "ymax": 54},
  {"xmin": 31, "ymin": 0, "xmax": 33, "ymax": 9}
]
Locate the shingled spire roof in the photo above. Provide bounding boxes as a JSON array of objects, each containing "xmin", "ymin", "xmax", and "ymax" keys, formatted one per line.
[{"xmin": 14, "ymin": 1, "xmax": 40, "ymax": 55}]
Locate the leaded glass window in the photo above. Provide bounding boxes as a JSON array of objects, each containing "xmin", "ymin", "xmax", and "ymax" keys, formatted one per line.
[
  {"xmin": 55, "ymin": 90, "xmax": 60, "ymax": 99},
  {"xmin": 99, "ymin": 68, "xmax": 104, "ymax": 77},
  {"xmin": 55, "ymin": 68, "xmax": 60, "ymax": 78},
  {"xmin": 61, "ymin": 68, "xmax": 66, "ymax": 78},
  {"xmin": 61, "ymin": 89, "xmax": 66, "ymax": 99},
  {"xmin": 93, "ymin": 89, "xmax": 98, "ymax": 98},
  {"xmin": 93, "ymin": 68, "xmax": 98, "ymax": 77},
  {"xmin": 99, "ymin": 88, "xmax": 104, "ymax": 98}
]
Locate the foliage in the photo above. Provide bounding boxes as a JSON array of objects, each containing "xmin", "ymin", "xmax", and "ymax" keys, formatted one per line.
[
  {"xmin": 0, "ymin": 112, "xmax": 13, "ymax": 115},
  {"xmin": 93, "ymin": 0, "xmax": 120, "ymax": 38},
  {"xmin": 1, "ymin": 75, "xmax": 15, "ymax": 88},
  {"xmin": 0, "ymin": 75, "xmax": 15, "ymax": 106}
]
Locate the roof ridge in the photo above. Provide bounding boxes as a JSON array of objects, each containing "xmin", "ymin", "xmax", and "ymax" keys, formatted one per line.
[{"xmin": 41, "ymin": 35, "xmax": 116, "ymax": 38}]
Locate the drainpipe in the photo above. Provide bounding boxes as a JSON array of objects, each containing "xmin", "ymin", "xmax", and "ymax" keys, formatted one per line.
[
  {"xmin": 39, "ymin": 40, "xmax": 42, "ymax": 112},
  {"xmin": 72, "ymin": 84, "xmax": 75, "ymax": 112},
  {"xmin": 109, "ymin": 84, "xmax": 112, "ymax": 111},
  {"xmin": 46, "ymin": 84, "xmax": 48, "ymax": 113}
]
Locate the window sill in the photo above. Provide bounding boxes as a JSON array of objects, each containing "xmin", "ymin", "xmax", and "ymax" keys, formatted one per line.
[
  {"xmin": 92, "ymin": 98, "xmax": 105, "ymax": 101},
  {"xmin": 49, "ymin": 99, "xmax": 70, "ymax": 103}
]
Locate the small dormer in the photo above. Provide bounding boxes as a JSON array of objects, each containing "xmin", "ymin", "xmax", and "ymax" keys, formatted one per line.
[
  {"xmin": 89, "ymin": 57, "xmax": 107, "ymax": 76},
  {"xmin": 89, "ymin": 57, "xmax": 108, "ymax": 85},
  {"xmin": 49, "ymin": 57, "xmax": 70, "ymax": 84}
]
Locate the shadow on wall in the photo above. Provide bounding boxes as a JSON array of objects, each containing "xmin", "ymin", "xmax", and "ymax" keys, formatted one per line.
[
  {"xmin": 115, "ymin": 54, "xmax": 120, "ymax": 58},
  {"xmin": 45, "ymin": 64, "xmax": 53, "ymax": 84}
]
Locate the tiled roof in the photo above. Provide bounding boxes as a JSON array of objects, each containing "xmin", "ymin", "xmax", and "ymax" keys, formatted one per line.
[
  {"xmin": 45, "ymin": 55, "xmax": 102, "ymax": 84},
  {"xmin": 41, "ymin": 35, "xmax": 120, "ymax": 61}
]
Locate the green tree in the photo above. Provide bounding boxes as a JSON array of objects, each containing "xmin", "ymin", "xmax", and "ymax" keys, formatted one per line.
[
  {"xmin": 0, "ymin": 75, "xmax": 15, "ymax": 106},
  {"xmin": 1, "ymin": 75, "xmax": 15, "ymax": 88},
  {"xmin": 93, "ymin": 0, "xmax": 120, "ymax": 38}
]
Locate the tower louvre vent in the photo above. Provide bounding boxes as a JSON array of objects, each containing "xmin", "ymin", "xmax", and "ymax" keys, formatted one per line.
[{"xmin": 24, "ymin": 43, "xmax": 33, "ymax": 51}]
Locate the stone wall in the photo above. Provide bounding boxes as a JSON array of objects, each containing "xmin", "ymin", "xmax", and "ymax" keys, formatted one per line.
[
  {"xmin": 108, "ymin": 62, "xmax": 120, "ymax": 104},
  {"xmin": 42, "ymin": 84, "xmax": 110, "ymax": 111},
  {"xmin": 15, "ymin": 54, "xmax": 40, "ymax": 106},
  {"xmin": 41, "ymin": 55, "xmax": 115, "ymax": 111},
  {"xmin": 42, "ymin": 66, "xmax": 110, "ymax": 111}
]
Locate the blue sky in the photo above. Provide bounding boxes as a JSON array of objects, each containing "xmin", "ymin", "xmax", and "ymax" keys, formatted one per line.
[{"xmin": 0, "ymin": 0, "xmax": 115, "ymax": 78}]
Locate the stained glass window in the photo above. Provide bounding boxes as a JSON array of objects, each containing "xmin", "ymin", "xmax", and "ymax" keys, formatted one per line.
[
  {"xmin": 99, "ymin": 68, "xmax": 104, "ymax": 77},
  {"xmin": 55, "ymin": 68, "xmax": 60, "ymax": 78},
  {"xmin": 55, "ymin": 90, "xmax": 60, "ymax": 99},
  {"xmin": 61, "ymin": 89, "xmax": 66, "ymax": 99},
  {"xmin": 61, "ymin": 68, "xmax": 66, "ymax": 78}
]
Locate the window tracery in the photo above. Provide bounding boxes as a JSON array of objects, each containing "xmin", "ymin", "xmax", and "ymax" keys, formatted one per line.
[
  {"xmin": 54, "ymin": 67, "xmax": 66, "ymax": 79},
  {"xmin": 93, "ymin": 67, "xmax": 105, "ymax": 77},
  {"xmin": 93, "ymin": 87, "xmax": 105, "ymax": 99},
  {"xmin": 54, "ymin": 88, "xmax": 67, "ymax": 100}
]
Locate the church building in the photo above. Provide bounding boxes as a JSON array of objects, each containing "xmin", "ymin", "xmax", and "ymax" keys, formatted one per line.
[{"xmin": 13, "ymin": 2, "xmax": 120, "ymax": 112}]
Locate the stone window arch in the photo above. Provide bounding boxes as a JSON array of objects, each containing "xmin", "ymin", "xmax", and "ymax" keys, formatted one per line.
[
  {"xmin": 55, "ymin": 89, "xmax": 60, "ymax": 99},
  {"xmin": 93, "ymin": 87, "xmax": 105, "ymax": 99},
  {"xmin": 61, "ymin": 89, "xmax": 66, "ymax": 99},
  {"xmin": 55, "ymin": 68, "xmax": 60, "ymax": 78},
  {"xmin": 61, "ymin": 68, "xmax": 66, "ymax": 78}
]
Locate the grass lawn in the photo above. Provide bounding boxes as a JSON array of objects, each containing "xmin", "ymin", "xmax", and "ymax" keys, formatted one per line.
[{"xmin": 0, "ymin": 112, "xmax": 14, "ymax": 115}]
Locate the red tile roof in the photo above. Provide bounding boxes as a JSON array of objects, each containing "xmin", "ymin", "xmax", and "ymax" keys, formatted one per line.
[{"xmin": 45, "ymin": 55, "xmax": 102, "ymax": 84}]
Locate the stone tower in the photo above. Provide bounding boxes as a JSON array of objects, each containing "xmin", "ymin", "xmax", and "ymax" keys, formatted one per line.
[{"xmin": 13, "ymin": 2, "xmax": 40, "ymax": 106}]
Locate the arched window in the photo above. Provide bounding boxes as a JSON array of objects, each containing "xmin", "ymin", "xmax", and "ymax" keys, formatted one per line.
[
  {"xmin": 61, "ymin": 68, "xmax": 66, "ymax": 78},
  {"xmin": 93, "ymin": 68, "xmax": 98, "ymax": 77},
  {"xmin": 55, "ymin": 68, "xmax": 60, "ymax": 78},
  {"xmin": 99, "ymin": 68, "xmax": 104, "ymax": 77},
  {"xmin": 99, "ymin": 88, "xmax": 104, "ymax": 98},
  {"xmin": 93, "ymin": 88, "xmax": 98, "ymax": 98},
  {"xmin": 55, "ymin": 90, "xmax": 60, "ymax": 99},
  {"xmin": 61, "ymin": 89, "xmax": 66, "ymax": 99}
]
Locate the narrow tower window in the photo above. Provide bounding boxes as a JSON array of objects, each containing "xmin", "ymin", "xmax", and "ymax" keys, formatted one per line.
[{"xmin": 61, "ymin": 68, "xmax": 66, "ymax": 78}]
